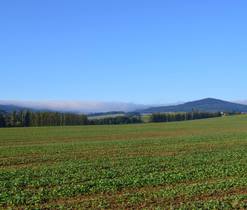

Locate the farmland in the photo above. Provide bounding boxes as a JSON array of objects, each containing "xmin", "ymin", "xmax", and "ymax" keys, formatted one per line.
[{"xmin": 1, "ymin": 115, "xmax": 247, "ymax": 209}]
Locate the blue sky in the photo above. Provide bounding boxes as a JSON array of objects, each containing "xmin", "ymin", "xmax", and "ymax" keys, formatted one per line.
[{"xmin": 1, "ymin": 0, "xmax": 247, "ymax": 104}]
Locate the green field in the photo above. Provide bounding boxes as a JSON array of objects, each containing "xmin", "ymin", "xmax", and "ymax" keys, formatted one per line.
[{"xmin": 1, "ymin": 115, "xmax": 247, "ymax": 209}]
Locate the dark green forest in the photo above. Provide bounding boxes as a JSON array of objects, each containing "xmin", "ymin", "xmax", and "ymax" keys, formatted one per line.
[
  {"xmin": 0, "ymin": 110, "xmax": 226, "ymax": 128},
  {"xmin": 0, "ymin": 111, "xmax": 88, "ymax": 127},
  {"xmin": 0, "ymin": 111, "xmax": 142, "ymax": 127},
  {"xmin": 150, "ymin": 112, "xmax": 222, "ymax": 123}
]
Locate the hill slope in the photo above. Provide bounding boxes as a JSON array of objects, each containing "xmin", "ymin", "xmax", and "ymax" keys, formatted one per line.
[
  {"xmin": 140, "ymin": 98, "xmax": 247, "ymax": 113},
  {"xmin": 0, "ymin": 104, "xmax": 28, "ymax": 113}
]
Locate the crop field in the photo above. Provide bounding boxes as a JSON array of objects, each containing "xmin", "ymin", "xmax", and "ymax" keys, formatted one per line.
[{"xmin": 1, "ymin": 115, "xmax": 247, "ymax": 209}]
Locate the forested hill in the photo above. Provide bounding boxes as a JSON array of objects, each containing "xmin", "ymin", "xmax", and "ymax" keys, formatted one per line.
[
  {"xmin": 0, "ymin": 105, "xmax": 27, "ymax": 113},
  {"xmin": 140, "ymin": 98, "xmax": 247, "ymax": 113},
  {"xmin": 1, "ymin": 98, "xmax": 247, "ymax": 115}
]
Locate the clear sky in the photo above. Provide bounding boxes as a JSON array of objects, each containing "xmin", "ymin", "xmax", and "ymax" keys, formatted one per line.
[{"xmin": 1, "ymin": 0, "xmax": 247, "ymax": 104}]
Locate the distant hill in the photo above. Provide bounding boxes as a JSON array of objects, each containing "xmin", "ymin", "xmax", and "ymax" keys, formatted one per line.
[
  {"xmin": 140, "ymin": 98, "xmax": 247, "ymax": 113},
  {"xmin": 0, "ymin": 104, "xmax": 28, "ymax": 113},
  {"xmin": 1, "ymin": 98, "xmax": 247, "ymax": 114}
]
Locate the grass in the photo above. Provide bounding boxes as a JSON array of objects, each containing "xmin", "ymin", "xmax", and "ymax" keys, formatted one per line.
[
  {"xmin": 141, "ymin": 114, "xmax": 151, "ymax": 123},
  {"xmin": 1, "ymin": 115, "xmax": 247, "ymax": 209},
  {"xmin": 88, "ymin": 113, "xmax": 125, "ymax": 120}
]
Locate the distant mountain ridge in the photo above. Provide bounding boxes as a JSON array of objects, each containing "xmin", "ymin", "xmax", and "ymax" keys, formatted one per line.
[
  {"xmin": 0, "ymin": 104, "xmax": 28, "ymax": 113},
  {"xmin": 1, "ymin": 98, "xmax": 247, "ymax": 114},
  {"xmin": 140, "ymin": 98, "xmax": 247, "ymax": 113}
]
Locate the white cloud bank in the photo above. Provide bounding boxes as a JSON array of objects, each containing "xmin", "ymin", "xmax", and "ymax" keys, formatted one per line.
[
  {"xmin": 0, "ymin": 100, "xmax": 150, "ymax": 113},
  {"xmin": 234, "ymin": 100, "xmax": 247, "ymax": 105}
]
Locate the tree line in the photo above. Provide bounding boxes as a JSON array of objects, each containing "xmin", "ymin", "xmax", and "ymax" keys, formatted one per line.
[
  {"xmin": 89, "ymin": 115, "xmax": 142, "ymax": 125},
  {"xmin": 0, "ymin": 111, "xmax": 88, "ymax": 127},
  {"xmin": 150, "ymin": 112, "xmax": 222, "ymax": 123},
  {"xmin": 0, "ymin": 110, "xmax": 225, "ymax": 128},
  {"xmin": 0, "ymin": 111, "xmax": 142, "ymax": 127}
]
